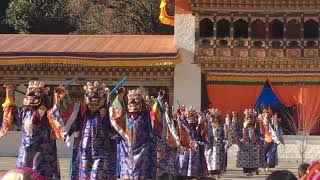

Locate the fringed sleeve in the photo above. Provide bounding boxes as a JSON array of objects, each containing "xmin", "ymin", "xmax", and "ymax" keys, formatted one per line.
[
  {"xmin": 0, "ymin": 106, "xmax": 15, "ymax": 138},
  {"xmin": 109, "ymin": 95, "xmax": 130, "ymax": 142},
  {"xmin": 150, "ymin": 98, "xmax": 164, "ymax": 137},
  {"xmin": 0, "ymin": 95, "xmax": 16, "ymax": 138},
  {"xmin": 177, "ymin": 118, "xmax": 191, "ymax": 148},
  {"xmin": 199, "ymin": 116, "xmax": 209, "ymax": 143},
  {"xmin": 62, "ymin": 102, "xmax": 81, "ymax": 136},
  {"xmin": 47, "ymin": 105, "xmax": 67, "ymax": 140},
  {"xmin": 164, "ymin": 111, "xmax": 181, "ymax": 147}
]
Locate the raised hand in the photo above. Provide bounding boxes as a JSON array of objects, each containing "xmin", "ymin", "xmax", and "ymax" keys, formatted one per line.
[
  {"xmin": 54, "ymin": 86, "xmax": 66, "ymax": 106},
  {"xmin": 158, "ymin": 89, "xmax": 165, "ymax": 100},
  {"xmin": 115, "ymin": 86, "xmax": 125, "ymax": 101},
  {"xmin": 116, "ymin": 86, "xmax": 125, "ymax": 95},
  {"xmin": 4, "ymin": 84, "xmax": 14, "ymax": 98}
]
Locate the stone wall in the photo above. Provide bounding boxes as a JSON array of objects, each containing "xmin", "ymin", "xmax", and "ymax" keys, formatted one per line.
[
  {"xmin": 227, "ymin": 135, "xmax": 320, "ymax": 164},
  {"xmin": 174, "ymin": 14, "xmax": 202, "ymax": 110}
]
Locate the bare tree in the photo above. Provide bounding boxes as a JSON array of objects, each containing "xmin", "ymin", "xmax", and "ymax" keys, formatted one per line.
[{"xmin": 281, "ymin": 107, "xmax": 310, "ymax": 163}]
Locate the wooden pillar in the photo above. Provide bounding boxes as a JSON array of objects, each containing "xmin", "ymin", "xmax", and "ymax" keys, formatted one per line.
[
  {"xmin": 231, "ymin": 13, "xmax": 234, "ymax": 56},
  {"xmin": 266, "ymin": 14, "xmax": 269, "ymax": 58},
  {"xmin": 168, "ymin": 86, "xmax": 174, "ymax": 106},
  {"xmin": 283, "ymin": 13, "xmax": 287, "ymax": 57},
  {"xmin": 301, "ymin": 13, "xmax": 304, "ymax": 57},
  {"xmin": 248, "ymin": 13, "xmax": 252, "ymax": 56},
  {"xmin": 213, "ymin": 13, "xmax": 217, "ymax": 56}
]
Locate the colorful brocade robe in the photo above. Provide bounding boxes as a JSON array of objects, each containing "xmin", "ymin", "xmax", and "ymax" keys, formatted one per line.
[
  {"xmin": 65, "ymin": 102, "xmax": 117, "ymax": 180},
  {"xmin": 260, "ymin": 123, "xmax": 283, "ymax": 168},
  {"xmin": 205, "ymin": 122, "xmax": 225, "ymax": 172},
  {"xmin": 177, "ymin": 118, "xmax": 206, "ymax": 177},
  {"xmin": 110, "ymin": 96, "xmax": 167, "ymax": 180},
  {"xmin": 236, "ymin": 127, "xmax": 260, "ymax": 169},
  {"xmin": 0, "ymin": 105, "xmax": 65, "ymax": 179},
  {"xmin": 156, "ymin": 109, "xmax": 181, "ymax": 175}
]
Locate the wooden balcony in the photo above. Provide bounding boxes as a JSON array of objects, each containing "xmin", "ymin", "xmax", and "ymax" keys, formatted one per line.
[{"xmin": 196, "ymin": 56, "xmax": 320, "ymax": 71}]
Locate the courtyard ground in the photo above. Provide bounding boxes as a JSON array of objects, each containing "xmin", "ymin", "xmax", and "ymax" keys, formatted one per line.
[{"xmin": 0, "ymin": 157, "xmax": 300, "ymax": 180}]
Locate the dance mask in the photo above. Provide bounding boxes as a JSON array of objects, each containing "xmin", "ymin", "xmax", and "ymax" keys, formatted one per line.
[
  {"xmin": 127, "ymin": 89, "xmax": 144, "ymax": 113},
  {"xmin": 23, "ymin": 81, "xmax": 50, "ymax": 107},
  {"xmin": 209, "ymin": 108, "xmax": 221, "ymax": 122},
  {"xmin": 83, "ymin": 81, "xmax": 109, "ymax": 112},
  {"xmin": 244, "ymin": 109, "xmax": 257, "ymax": 127},
  {"xmin": 185, "ymin": 107, "xmax": 198, "ymax": 124}
]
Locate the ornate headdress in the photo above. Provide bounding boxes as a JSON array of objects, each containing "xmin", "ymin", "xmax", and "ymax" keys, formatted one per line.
[
  {"xmin": 243, "ymin": 109, "xmax": 257, "ymax": 127},
  {"xmin": 208, "ymin": 108, "xmax": 221, "ymax": 118},
  {"xmin": 23, "ymin": 81, "xmax": 50, "ymax": 106},
  {"xmin": 127, "ymin": 89, "xmax": 144, "ymax": 103},
  {"xmin": 185, "ymin": 106, "xmax": 198, "ymax": 124},
  {"xmin": 83, "ymin": 81, "xmax": 109, "ymax": 97},
  {"xmin": 83, "ymin": 81, "xmax": 109, "ymax": 112},
  {"xmin": 26, "ymin": 81, "xmax": 50, "ymax": 95},
  {"xmin": 127, "ymin": 89, "xmax": 145, "ymax": 113}
]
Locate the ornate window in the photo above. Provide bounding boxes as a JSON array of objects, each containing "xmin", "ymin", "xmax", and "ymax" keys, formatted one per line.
[
  {"xmin": 252, "ymin": 19, "xmax": 266, "ymax": 39},
  {"xmin": 287, "ymin": 19, "xmax": 300, "ymax": 39},
  {"xmin": 234, "ymin": 19, "xmax": 248, "ymax": 38},
  {"xmin": 304, "ymin": 19, "xmax": 319, "ymax": 39},
  {"xmin": 200, "ymin": 18, "xmax": 213, "ymax": 37},
  {"xmin": 217, "ymin": 19, "xmax": 230, "ymax": 38},
  {"xmin": 269, "ymin": 19, "xmax": 284, "ymax": 39}
]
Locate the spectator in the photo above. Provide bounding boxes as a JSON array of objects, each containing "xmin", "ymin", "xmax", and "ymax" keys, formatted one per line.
[
  {"xmin": 298, "ymin": 163, "xmax": 310, "ymax": 179},
  {"xmin": 1, "ymin": 167, "xmax": 46, "ymax": 180},
  {"xmin": 265, "ymin": 170, "xmax": 297, "ymax": 180},
  {"xmin": 303, "ymin": 160, "xmax": 320, "ymax": 180}
]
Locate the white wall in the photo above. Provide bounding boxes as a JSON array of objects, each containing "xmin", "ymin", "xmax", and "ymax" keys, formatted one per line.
[
  {"xmin": 174, "ymin": 14, "xmax": 202, "ymax": 110},
  {"xmin": 227, "ymin": 135, "xmax": 320, "ymax": 163},
  {"xmin": 2, "ymin": 133, "xmax": 320, "ymax": 162},
  {"xmin": 0, "ymin": 131, "xmax": 74, "ymax": 158}
]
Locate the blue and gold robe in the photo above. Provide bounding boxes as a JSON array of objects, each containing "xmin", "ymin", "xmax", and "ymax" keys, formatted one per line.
[
  {"xmin": 0, "ymin": 104, "xmax": 65, "ymax": 179},
  {"xmin": 66, "ymin": 103, "xmax": 117, "ymax": 180},
  {"xmin": 177, "ymin": 118, "xmax": 206, "ymax": 177},
  {"xmin": 110, "ymin": 96, "xmax": 165, "ymax": 180}
]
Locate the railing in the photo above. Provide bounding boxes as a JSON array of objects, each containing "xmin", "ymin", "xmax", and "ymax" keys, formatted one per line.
[
  {"xmin": 198, "ymin": 38, "xmax": 319, "ymax": 48},
  {"xmin": 304, "ymin": 39, "xmax": 318, "ymax": 48},
  {"xmin": 196, "ymin": 56, "xmax": 320, "ymax": 70},
  {"xmin": 251, "ymin": 39, "xmax": 266, "ymax": 48}
]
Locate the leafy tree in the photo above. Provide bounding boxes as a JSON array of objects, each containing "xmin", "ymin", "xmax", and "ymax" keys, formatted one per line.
[
  {"xmin": 5, "ymin": 0, "xmax": 76, "ymax": 34},
  {"xmin": 70, "ymin": 0, "xmax": 173, "ymax": 34},
  {"xmin": 4, "ymin": 0, "xmax": 173, "ymax": 34},
  {"xmin": 0, "ymin": 0, "xmax": 14, "ymax": 33}
]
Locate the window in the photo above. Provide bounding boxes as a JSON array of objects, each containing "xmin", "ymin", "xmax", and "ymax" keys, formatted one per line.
[
  {"xmin": 234, "ymin": 19, "xmax": 248, "ymax": 38},
  {"xmin": 217, "ymin": 19, "xmax": 230, "ymax": 38},
  {"xmin": 304, "ymin": 19, "xmax": 319, "ymax": 39},
  {"xmin": 200, "ymin": 18, "xmax": 213, "ymax": 37},
  {"xmin": 252, "ymin": 19, "xmax": 266, "ymax": 39},
  {"xmin": 287, "ymin": 19, "xmax": 300, "ymax": 39},
  {"xmin": 269, "ymin": 19, "xmax": 284, "ymax": 39}
]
